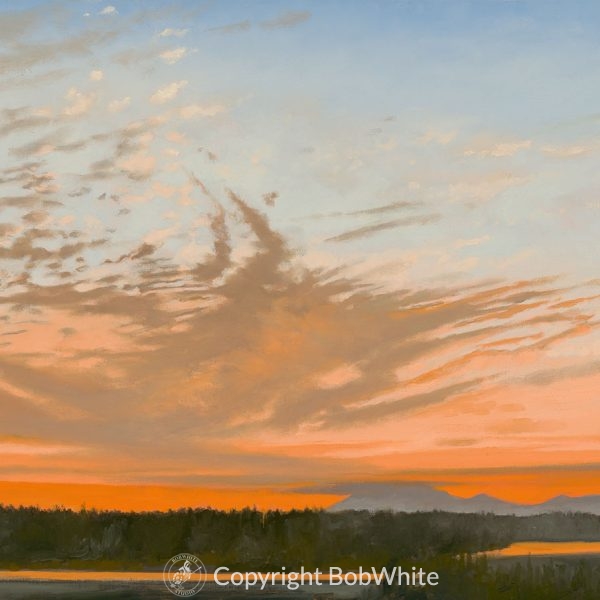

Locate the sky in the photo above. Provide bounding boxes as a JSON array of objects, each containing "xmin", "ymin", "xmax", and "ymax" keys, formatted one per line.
[{"xmin": 1, "ymin": 0, "xmax": 600, "ymax": 510}]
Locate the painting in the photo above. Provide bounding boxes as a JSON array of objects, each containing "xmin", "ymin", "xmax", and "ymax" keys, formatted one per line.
[{"xmin": 1, "ymin": 1, "xmax": 600, "ymax": 598}]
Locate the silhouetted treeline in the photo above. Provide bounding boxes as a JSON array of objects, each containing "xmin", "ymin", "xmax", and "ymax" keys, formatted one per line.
[
  {"xmin": 390, "ymin": 554, "xmax": 600, "ymax": 599},
  {"xmin": 1, "ymin": 505, "xmax": 600, "ymax": 570}
]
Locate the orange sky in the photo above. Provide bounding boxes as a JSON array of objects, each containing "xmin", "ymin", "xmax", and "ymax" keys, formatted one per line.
[
  {"xmin": 2, "ymin": 466, "xmax": 600, "ymax": 511},
  {"xmin": 0, "ymin": 481, "xmax": 346, "ymax": 512}
]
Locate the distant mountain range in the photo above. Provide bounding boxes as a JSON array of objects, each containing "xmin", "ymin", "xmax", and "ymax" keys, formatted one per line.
[{"xmin": 322, "ymin": 483, "xmax": 600, "ymax": 516}]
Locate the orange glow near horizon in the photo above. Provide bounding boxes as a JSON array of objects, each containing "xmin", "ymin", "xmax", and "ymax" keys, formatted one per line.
[
  {"xmin": 0, "ymin": 481, "xmax": 346, "ymax": 512},
  {"xmin": 2, "ymin": 468, "xmax": 600, "ymax": 512},
  {"xmin": 434, "ymin": 468, "xmax": 600, "ymax": 504}
]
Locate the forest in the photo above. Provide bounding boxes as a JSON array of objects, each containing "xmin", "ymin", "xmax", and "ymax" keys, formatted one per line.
[{"xmin": 1, "ymin": 505, "xmax": 599, "ymax": 571}]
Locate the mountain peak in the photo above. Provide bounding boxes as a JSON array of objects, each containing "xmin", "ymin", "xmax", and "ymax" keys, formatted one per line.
[{"xmin": 325, "ymin": 483, "xmax": 600, "ymax": 516}]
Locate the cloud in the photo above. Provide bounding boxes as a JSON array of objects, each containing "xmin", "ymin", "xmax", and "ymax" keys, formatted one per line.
[
  {"xmin": 0, "ymin": 221, "xmax": 19, "ymax": 236},
  {"xmin": 0, "ymin": 177, "xmax": 595, "ymax": 489},
  {"xmin": 113, "ymin": 47, "xmax": 156, "ymax": 66},
  {"xmin": 117, "ymin": 152, "xmax": 156, "ymax": 180},
  {"xmin": 464, "ymin": 139, "xmax": 532, "ymax": 158},
  {"xmin": 99, "ymin": 5, "xmax": 118, "ymax": 16},
  {"xmin": 348, "ymin": 200, "xmax": 423, "ymax": 217},
  {"xmin": 305, "ymin": 200, "xmax": 423, "ymax": 220},
  {"xmin": 22, "ymin": 210, "xmax": 50, "ymax": 225},
  {"xmin": 0, "ymin": 378, "xmax": 87, "ymax": 421},
  {"xmin": 0, "ymin": 6, "xmax": 42, "ymax": 43},
  {"xmin": 454, "ymin": 235, "xmax": 491, "ymax": 249},
  {"xmin": 108, "ymin": 96, "xmax": 131, "ymax": 112},
  {"xmin": 150, "ymin": 80, "xmax": 188, "ymax": 104},
  {"xmin": 448, "ymin": 171, "xmax": 527, "ymax": 205},
  {"xmin": 89, "ymin": 69, "xmax": 104, "ymax": 81},
  {"xmin": 263, "ymin": 191, "xmax": 279, "ymax": 206},
  {"xmin": 260, "ymin": 10, "xmax": 311, "ymax": 30},
  {"xmin": 0, "ymin": 29, "xmax": 118, "ymax": 75},
  {"xmin": 104, "ymin": 242, "xmax": 158, "ymax": 264},
  {"xmin": 326, "ymin": 214, "xmax": 441, "ymax": 242},
  {"xmin": 0, "ymin": 436, "xmax": 80, "ymax": 456},
  {"xmin": 179, "ymin": 103, "xmax": 225, "ymax": 118},
  {"xmin": 0, "ymin": 107, "xmax": 54, "ymax": 137},
  {"xmin": 0, "ymin": 227, "xmax": 106, "ymax": 264},
  {"xmin": 159, "ymin": 28, "xmax": 188, "ymax": 38},
  {"xmin": 63, "ymin": 87, "xmax": 95, "ymax": 116},
  {"xmin": 160, "ymin": 47, "xmax": 187, "ymax": 65},
  {"xmin": 9, "ymin": 130, "xmax": 87, "ymax": 158},
  {"xmin": 418, "ymin": 129, "xmax": 456, "ymax": 145},
  {"xmin": 0, "ymin": 68, "xmax": 71, "ymax": 93},
  {"xmin": 541, "ymin": 143, "xmax": 594, "ymax": 158},
  {"xmin": 208, "ymin": 21, "xmax": 251, "ymax": 34},
  {"xmin": 315, "ymin": 364, "xmax": 362, "ymax": 390}
]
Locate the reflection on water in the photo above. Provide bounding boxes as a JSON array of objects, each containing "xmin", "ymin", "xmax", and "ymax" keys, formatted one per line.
[
  {"xmin": 487, "ymin": 541, "xmax": 600, "ymax": 557},
  {"xmin": 0, "ymin": 571, "xmax": 167, "ymax": 582},
  {"xmin": 0, "ymin": 571, "xmax": 361, "ymax": 582},
  {"xmin": 0, "ymin": 572, "xmax": 305, "ymax": 600},
  {"xmin": 0, "ymin": 572, "xmax": 328, "ymax": 600}
]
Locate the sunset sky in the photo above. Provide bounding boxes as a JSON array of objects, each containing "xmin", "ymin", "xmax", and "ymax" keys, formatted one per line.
[{"xmin": 1, "ymin": 0, "xmax": 600, "ymax": 511}]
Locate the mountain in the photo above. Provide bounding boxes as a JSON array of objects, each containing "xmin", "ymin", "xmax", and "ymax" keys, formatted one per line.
[
  {"xmin": 539, "ymin": 494, "xmax": 600, "ymax": 514},
  {"xmin": 322, "ymin": 483, "xmax": 600, "ymax": 516}
]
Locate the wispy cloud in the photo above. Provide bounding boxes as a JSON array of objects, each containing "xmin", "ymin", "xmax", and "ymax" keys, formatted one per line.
[
  {"xmin": 305, "ymin": 200, "xmax": 423, "ymax": 220},
  {"xmin": 464, "ymin": 139, "xmax": 532, "ymax": 158},
  {"xmin": 108, "ymin": 96, "xmax": 131, "ymax": 113},
  {"xmin": 208, "ymin": 20, "xmax": 251, "ymax": 34},
  {"xmin": 99, "ymin": 5, "xmax": 118, "ymax": 17},
  {"xmin": 63, "ymin": 87, "xmax": 95, "ymax": 116},
  {"xmin": 159, "ymin": 27, "xmax": 188, "ymax": 38},
  {"xmin": 0, "ymin": 29, "xmax": 118, "ymax": 75},
  {"xmin": 326, "ymin": 214, "xmax": 441, "ymax": 242},
  {"xmin": 160, "ymin": 47, "xmax": 188, "ymax": 65},
  {"xmin": 150, "ymin": 80, "xmax": 188, "ymax": 104},
  {"xmin": 260, "ymin": 10, "xmax": 311, "ymax": 30},
  {"xmin": 179, "ymin": 103, "xmax": 225, "ymax": 118},
  {"xmin": 541, "ymin": 143, "xmax": 595, "ymax": 158}
]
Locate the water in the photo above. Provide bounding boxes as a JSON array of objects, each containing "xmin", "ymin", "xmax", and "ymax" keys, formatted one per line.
[
  {"xmin": 485, "ymin": 540, "xmax": 600, "ymax": 557},
  {"xmin": 0, "ymin": 571, "xmax": 363, "ymax": 599},
  {"xmin": 4, "ymin": 550, "xmax": 600, "ymax": 599}
]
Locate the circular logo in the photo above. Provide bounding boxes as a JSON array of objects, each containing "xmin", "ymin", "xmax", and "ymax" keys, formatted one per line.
[{"xmin": 163, "ymin": 553, "xmax": 206, "ymax": 596}]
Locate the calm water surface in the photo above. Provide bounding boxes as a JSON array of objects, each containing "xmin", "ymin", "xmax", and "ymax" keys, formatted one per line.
[{"xmin": 486, "ymin": 541, "xmax": 600, "ymax": 557}]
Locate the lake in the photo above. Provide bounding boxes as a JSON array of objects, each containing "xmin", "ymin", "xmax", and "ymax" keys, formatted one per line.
[
  {"xmin": 0, "ymin": 571, "xmax": 368, "ymax": 600},
  {"xmin": 485, "ymin": 541, "xmax": 600, "ymax": 557}
]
